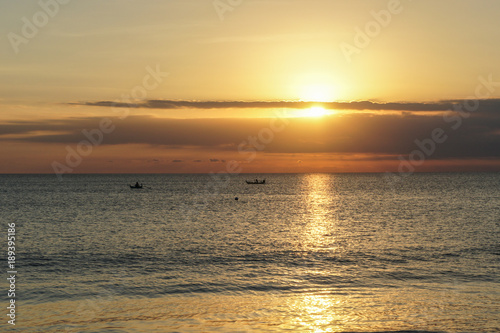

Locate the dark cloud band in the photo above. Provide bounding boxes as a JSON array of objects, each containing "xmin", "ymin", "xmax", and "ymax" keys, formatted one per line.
[
  {"xmin": 71, "ymin": 98, "xmax": 500, "ymax": 112},
  {"xmin": 1, "ymin": 109, "xmax": 499, "ymax": 160}
]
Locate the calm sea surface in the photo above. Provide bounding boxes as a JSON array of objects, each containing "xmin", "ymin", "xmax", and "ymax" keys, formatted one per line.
[{"xmin": 0, "ymin": 173, "xmax": 499, "ymax": 332}]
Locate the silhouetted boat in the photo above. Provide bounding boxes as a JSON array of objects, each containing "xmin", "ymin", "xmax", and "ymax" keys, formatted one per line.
[
  {"xmin": 246, "ymin": 179, "xmax": 266, "ymax": 184},
  {"xmin": 130, "ymin": 183, "xmax": 143, "ymax": 189}
]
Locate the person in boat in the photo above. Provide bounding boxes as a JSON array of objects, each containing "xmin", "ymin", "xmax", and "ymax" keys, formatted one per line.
[
  {"xmin": 135, "ymin": 182, "xmax": 140, "ymax": 187},
  {"xmin": 255, "ymin": 179, "xmax": 258, "ymax": 183}
]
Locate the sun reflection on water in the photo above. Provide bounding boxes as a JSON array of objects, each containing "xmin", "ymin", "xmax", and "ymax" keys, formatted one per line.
[
  {"xmin": 300, "ymin": 174, "xmax": 339, "ymax": 252},
  {"xmin": 284, "ymin": 294, "xmax": 350, "ymax": 332},
  {"xmin": 288, "ymin": 175, "xmax": 348, "ymax": 331}
]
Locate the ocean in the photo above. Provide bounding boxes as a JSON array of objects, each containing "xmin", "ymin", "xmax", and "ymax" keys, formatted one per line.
[{"xmin": 1, "ymin": 173, "xmax": 499, "ymax": 332}]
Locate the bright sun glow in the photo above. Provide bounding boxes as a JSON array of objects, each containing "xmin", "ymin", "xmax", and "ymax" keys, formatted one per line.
[
  {"xmin": 300, "ymin": 84, "xmax": 334, "ymax": 102},
  {"xmin": 295, "ymin": 106, "xmax": 330, "ymax": 118},
  {"xmin": 308, "ymin": 106, "xmax": 328, "ymax": 117}
]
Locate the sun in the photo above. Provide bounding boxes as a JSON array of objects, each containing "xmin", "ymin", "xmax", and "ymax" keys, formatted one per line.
[
  {"xmin": 307, "ymin": 106, "xmax": 328, "ymax": 117},
  {"xmin": 301, "ymin": 85, "xmax": 331, "ymax": 102},
  {"xmin": 296, "ymin": 106, "xmax": 330, "ymax": 118},
  {"xmin": 300, "ymin": 84, "xmax": 335, "ymax": 102}
]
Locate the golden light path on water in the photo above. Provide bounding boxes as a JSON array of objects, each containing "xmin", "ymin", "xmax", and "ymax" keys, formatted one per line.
[
  {"xmin": 284, "ymin": 174, "xmax": 353, "ymax": 332},
  {"xmin": 290, "ymin": 174, "xmax": 343, "ymax": 331},
  {"xmin": 301, "ymin": 174, "xmax": 337, "ymax": 251}
]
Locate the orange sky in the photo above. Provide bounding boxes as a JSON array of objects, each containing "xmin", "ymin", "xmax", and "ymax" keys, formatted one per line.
[{"xmin": 1, "ymin": 0, "xmax": 500, "ymax": 175}]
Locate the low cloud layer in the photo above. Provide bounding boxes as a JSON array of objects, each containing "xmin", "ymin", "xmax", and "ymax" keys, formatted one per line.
[
  {"xmin": 1, "ymin": 105, "xmax": 499, "ymax": 160},
  {"xmin": 74, "ymin": 98, "xmax": 500, "ymax": 113}
]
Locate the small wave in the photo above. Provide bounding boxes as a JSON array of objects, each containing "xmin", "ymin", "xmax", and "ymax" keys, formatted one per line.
[{"xmin": 343, "ymin": 331, "xmax": 446, "ymax": 333}]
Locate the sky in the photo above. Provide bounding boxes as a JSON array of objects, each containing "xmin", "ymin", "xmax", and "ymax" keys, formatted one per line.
[{"xmin": 0, "ymin": 0, "xmax": 499, "ymax": 175}]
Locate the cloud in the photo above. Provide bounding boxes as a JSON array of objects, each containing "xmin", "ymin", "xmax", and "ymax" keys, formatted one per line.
[
  {"xmin": 71, "ymin": 98, "xmax": 500, "ymax": 112},
  {"xmin": 172, "ymin": 159, "xmax": 183, "ymax": 162},
  {"xmin": 200, "ymin": 33, "xmax": 321, "ymax": 45},
  {"xmin": 1, "ymin": 107, "xmax": 499, "ymax": 160}
]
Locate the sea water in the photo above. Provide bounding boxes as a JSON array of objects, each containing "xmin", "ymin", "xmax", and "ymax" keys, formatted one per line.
[{"xmin": 0, "ymin": 173, "xmax": 499, "ymax": 332}]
